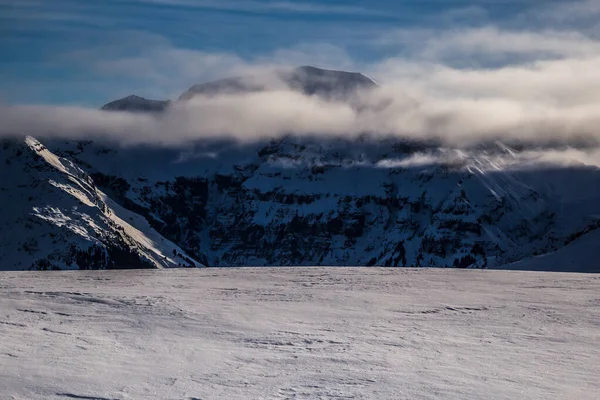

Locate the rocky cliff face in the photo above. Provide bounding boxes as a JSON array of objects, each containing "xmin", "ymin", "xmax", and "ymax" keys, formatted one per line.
[
  {"xmin": 4, "ymin": 133, "xmax": 600, "ymax": 271},
  {"xmin": 36, "ymin": 135, "xmax": 600, "ymax": 272}
]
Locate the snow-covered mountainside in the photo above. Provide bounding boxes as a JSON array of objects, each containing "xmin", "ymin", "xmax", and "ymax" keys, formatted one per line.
[
  {"xmin": 503, "ymin": 228, "xmax": 600, "ymax": 272},
  {"xmin": 4, "ymin": 131, "xmax": 600, "ymax": 271},
  {"xmin": 0, "ymin": 137, "xmax": 201, "ymax": 270},
  {"xmin": 3, "ymin": 66, "xmax": 600, "ymax": 271},
  {"xmin": 15, "ymin": 133, "xmax": 595, "ymax": 272}
]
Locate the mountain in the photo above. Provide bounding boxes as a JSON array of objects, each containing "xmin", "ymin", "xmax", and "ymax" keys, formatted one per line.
[
  {"xmin": 0, "ymin": 131, "xmax": 595, "ymax": 272},
  {"xmin": 0, "ymin": 136, "xmax": 201, "ymax": 270},
  {"xmin": 503, "ymin": 228, "xmax": 600, "ymax": 272},
  {"xmin": 4, "ymin": 133, "xmax": 600, "ymax": 271},
  {"xmin": 101, "ymin": 66, "xmax": 377, "ymax": 112},
  {"xmin": 179, "ymin": 65, "xmax": 377, "ymax": 100},
  {"xmin": 101, "ymin": 95, "xmax": 169, "ymax": 113},
  {"xmin": 3, "ymin": 67, "xmax": 600, "ymax": 271}
]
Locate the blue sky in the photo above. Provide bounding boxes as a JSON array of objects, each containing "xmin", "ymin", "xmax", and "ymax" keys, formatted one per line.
[{"xmin": 0, "ymin": 0, "xmax": 594, "ymax": 106}]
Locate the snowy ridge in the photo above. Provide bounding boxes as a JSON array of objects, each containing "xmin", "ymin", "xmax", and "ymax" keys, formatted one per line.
[
  {"xmin": 98, "ymin": 189, "xmax": 201, "ymax": 269},
  {"xmin": 0, "ymin": 136, "xmax": 201, "ymax": 270}
]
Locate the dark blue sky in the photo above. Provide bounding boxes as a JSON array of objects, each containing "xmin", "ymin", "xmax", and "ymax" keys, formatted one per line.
[{"xmin": 0, "ymin": 0, "xmax": 580, "ymax": 105}]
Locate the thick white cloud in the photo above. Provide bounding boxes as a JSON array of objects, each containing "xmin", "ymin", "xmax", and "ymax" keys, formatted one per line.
[
  {"xmin": 377, "ymin": 27, "xmax": 600, "ymax": 61},
  {"xmin": 376, "ymin": 147, "xmax": 600, "ymax": 170},
  {"xmin": 2, "ymin": 77, "xmax": 600, "ymax": 149},
  {"xmin": 0, "ymin": 91, "xmax": 357, "ymax": 145}
]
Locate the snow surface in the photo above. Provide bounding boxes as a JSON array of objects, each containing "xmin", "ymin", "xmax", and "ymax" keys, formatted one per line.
[
  {"xmin": 1, "ymin": 268, "xmax": 598, "ymax": 399},
  {"xmin": 503, "ymin": 228, "xmax": 600, "ymax": 272}
]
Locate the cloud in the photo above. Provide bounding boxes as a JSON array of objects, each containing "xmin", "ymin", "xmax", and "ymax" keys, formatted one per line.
[
  {"xmin": 0, "ymin": 91, "xmax": 357, "ymax": 145},
  {"xmin": 265, "ymin": 43, "xmax": 356, "ymax": 72},
  {"xmin": 537, "ymin": 0, "xmax": 600, "ymax": 23},
  {"xmin": 120, "ymin": 0, "xmax": 385, "ymax": 16},
  {"xmin": 371, "ymin": 55, "xmax": 600, "ymax": 107},
  {"xmin": 61, "ymin": 31, "xmax": 357, "ymax": 100},
  {"xmin": 6, "ymin": 94, "xmax": 600, "ymax": 169},
  {"xmin": 376, "ymin": 154, "xmax": 446, "ymax": 169},
  {"xmin": 2, "ymin": 74, "xmax": 600, "ymax": 150},
  {"xmin": 3, "ymin": 0, "xmax": 600, "ymax": 170},
  {"xmin": 376, "ymin": 27, "xmax": 600, "ymax": 66},
  {"xmin": 376, "ymin": 146, "xmax": 600, "ymax": 170}
]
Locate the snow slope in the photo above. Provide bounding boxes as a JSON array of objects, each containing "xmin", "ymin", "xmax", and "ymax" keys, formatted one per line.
[
  {"xmin": 0, "ymin": 268, "xmax": 598, "ymax": 399},
  {"xmin": 0, "ymin": 137, "xmax": 201, "ymax": 270},
  {"xmin": 503, "ymin": 228, "xmax": 600, "ymax": 272}
]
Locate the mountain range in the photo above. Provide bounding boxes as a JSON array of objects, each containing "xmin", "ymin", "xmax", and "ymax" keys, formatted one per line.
[{"xmin": 2, "ymin": 66, "xmax": 600, "ymax": 272}]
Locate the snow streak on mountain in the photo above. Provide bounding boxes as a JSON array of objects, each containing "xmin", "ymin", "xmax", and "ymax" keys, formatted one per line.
[{"xmin": 2, "ymin": 67, "xmax": 600, "ymax": 272}]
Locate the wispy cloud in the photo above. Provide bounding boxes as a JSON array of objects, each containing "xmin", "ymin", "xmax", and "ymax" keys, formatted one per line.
[
  {"xmin": 0, "ymin": 9, "xmax": 115, "ymax": 27},
  {"xmin": 538, "ymin": 0, "xmax": 600, "ymax": 22},
  {"xmin": 118, "ymin": 0, "xmax": 386, "ymax": 16},
  {"xmin": 0, "ymin": 0, "xmax": 43, "ymax": 6},
  {"xmin": 377, "ymin": 27, "xmax": 600, "ymax": 64},
  {"xmin": 60, "ymin": 31, "xmax": 356, "ymax": 99},
  {"xmin": 377, "ymin": 147, "xmax": 600, "ymax": 170}
]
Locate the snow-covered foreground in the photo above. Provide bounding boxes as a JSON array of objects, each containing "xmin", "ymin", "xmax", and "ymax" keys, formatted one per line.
[{"xmin": 1, "ymin": 268, "xmax": 598, "ymax": 400}]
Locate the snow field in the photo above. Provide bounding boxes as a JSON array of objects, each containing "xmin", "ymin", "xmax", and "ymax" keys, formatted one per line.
[{"xmin": 0, "ymin": 267, "xmax": 598, "ymax": 399}]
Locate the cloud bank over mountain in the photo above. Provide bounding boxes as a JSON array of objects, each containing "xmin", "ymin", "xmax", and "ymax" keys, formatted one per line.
[{"xmin": 2, "ymin": 0, "xmax": 600, "ymax": 161}]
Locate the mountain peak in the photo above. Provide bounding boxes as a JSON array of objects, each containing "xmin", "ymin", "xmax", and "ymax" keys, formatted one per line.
[
  {"xmin": 179, "ymin": 66, "xmax": 377, "ymax": 101},
  {"xmin": 121, "ymin": 94, "xmax": 145, "ymax": 101},
  {"xmin": 101, "ymin": 95, "xmax": 169, "ymax": 113},
  {"xmin": 285, "ymin": 65, "xmax": 376, "ymax": 96},
  {"xmin": 295, "ymin": 65, "xmax": 371, "ymax": 79}
]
